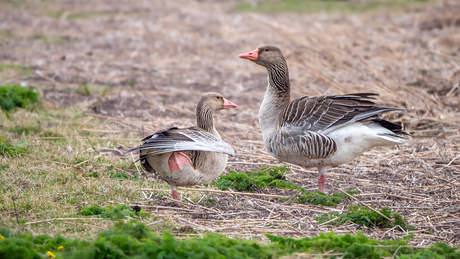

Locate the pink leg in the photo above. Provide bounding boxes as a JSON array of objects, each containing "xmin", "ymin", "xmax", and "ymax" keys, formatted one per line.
[
  {"xmin": 318, "ymin": 175, "xmax": 326, "ymax": 192},
  {"xmin": 172, "ymin": 189, "xmax": 180, "ymax": 203}
]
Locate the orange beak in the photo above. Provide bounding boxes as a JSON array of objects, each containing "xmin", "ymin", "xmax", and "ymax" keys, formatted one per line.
[
  {"xmin": 239, "ymin": 48, "xmax": 259, "ymax": 61},
  {"xmin": 223, "ymin": 98, "xmax": 237, "ymax": 109}
]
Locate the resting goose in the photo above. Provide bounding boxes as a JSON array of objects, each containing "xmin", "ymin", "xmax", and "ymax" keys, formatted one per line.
[
  {"xmin": 239, "ymin": 46, "xmax": 408, "ymax": 191},
  {"xmin": 125, "ymin": 92, "xmax": 237, "ymax": 201}
]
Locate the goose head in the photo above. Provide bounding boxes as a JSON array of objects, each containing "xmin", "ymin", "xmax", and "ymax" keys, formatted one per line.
[
  {"xmin": 199, "ymin": 92, "xmax": 237, "ymax": 111},
  {"xmin": 239, "ymin": 46, "xmax": 285, "ymax": 68}
]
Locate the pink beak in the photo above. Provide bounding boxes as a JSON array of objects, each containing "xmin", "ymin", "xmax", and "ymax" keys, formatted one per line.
[
  {"xmin": 239, "ymin": 48, "xmax": 259, "ymax": 61},
  {"xmin": 223, "ymin": 98, "xmax": 237, "ymax": 109}
]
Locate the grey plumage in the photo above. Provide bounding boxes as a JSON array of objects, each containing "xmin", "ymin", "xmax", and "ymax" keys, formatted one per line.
[
  {"xmin": 239, "ymin": 46, "xmax": 408, "ymax": 191},
  {"xmin": 124, "ymin": 92, "xmax": 237, "ymax": 201},
  {"xmin": 125, "ymin": 127, "xmax": 235, "ymax": 157}
]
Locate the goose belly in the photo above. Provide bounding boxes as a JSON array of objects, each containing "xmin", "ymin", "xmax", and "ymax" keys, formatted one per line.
[
  {"xmin": 273, "ymin": 122, "xmax": 397, "ymax": 168},
  {"xmin": 326, "ymin": 122, "xmax": 396, "ymax": 165},
  {"xmin": 145, "ymin": 152, "xmax": 228, "ymax": 187}
]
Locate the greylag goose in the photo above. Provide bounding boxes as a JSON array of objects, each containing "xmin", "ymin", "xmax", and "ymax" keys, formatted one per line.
[
  {"xmin": 239, "ymin": 46, "xmax": 408, "ymax": 191},
  {"xmin": 125, "ymin": 92, "xmax": 237, "ymax": 201}
]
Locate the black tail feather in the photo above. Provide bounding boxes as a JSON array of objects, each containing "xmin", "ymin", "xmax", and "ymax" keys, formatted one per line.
[{"xmin": 372, "ymin": 118, "xmax": 409, "ymax": 135}]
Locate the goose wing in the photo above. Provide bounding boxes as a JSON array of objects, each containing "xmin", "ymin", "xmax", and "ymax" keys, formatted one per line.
[
  {"xmin": 270, "ymin": 93, "xmax": 402, "ymax": 159},
  {"xmin": 281, "ymin": 93, "xmax": 401, "ymax": 134},
  {"xmin": 125, "ymin": 127, "xmax": 235, "ymax": 156}
]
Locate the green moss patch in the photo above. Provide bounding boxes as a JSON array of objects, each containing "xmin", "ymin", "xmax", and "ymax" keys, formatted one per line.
[
  {"xmin": 267, "ymin": 231, "xmax": 459, "ymax": 258},
  {"xmin": 0, "ymin": 221, "xmax": 273, "ymax": 259},
  {"xmin": 316, "ymin": 205, "xmax": 415, "ymax": 231},
  {"xmin": 78, "ymin": 204, "xmax": 149, "ymax": 220},
  {"xmin": 0, "ymin": 85, "xmax": 39, "ymax": 112},
  {"xmin": 0, "ymin": 222, "xmax": 458, "ymax": 259},
  {"xmin": 283, "ymin": 190, "xmax": 360, "ymax": 206},
  {"xmin": 212, "ymin": 166, "xmax": 291, "ymax": 192},
  {"xmin": 212, "ymin": 166, "xmax": 359, "ymax": 206}
]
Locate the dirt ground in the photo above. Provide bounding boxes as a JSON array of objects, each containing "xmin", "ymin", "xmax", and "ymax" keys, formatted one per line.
[{"xmin": 1, "ymin": 0, "xmax": 459, "ymax": 246}]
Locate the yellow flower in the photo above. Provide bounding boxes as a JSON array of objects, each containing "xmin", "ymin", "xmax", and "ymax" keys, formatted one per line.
[
  {"xmin": 57, "ymin": 246, "xmax": 64, "ymax": 250},
  {"xmin": 47, "ymin": 251, "xmax": 56, "ymax": 258},
  {"xmin": 0, "ymin": 235, "xmax": 4, "ymax": 240}
]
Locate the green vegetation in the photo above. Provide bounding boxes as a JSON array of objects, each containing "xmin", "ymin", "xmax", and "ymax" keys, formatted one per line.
[
  {"xmin": 74, "ymin": 84, "xmax": 111, "ymax": 97},
  {"xmin": 0, "ymin": 221, "xmax": 458, "ymax": 259},
  {"xmin": 0, "ymin": 136, "xmax": 26, "ymax": 157},
  {"xmin": 46, "ymin": 11, "xmax": 110, "ymax": 20},
  {"xmin": 84, "ymin": 169, "xmax": 140, "ymax": 180},
  {"xmin": 0, "ymin": 85, "xmax": 39, "ymax": 111},
  {"xmin": 0, "ymin": 221, "xmax": 272, "ymax": 259},
  {"xmin": 0, "ymin": 105, "xmax": 157, "ymax": 239},
  {"xmin": 212, "ymin": 166, "xmax": 291, "ymax": 192},
  {"xmin": 283, "ymin": 190, "xmax": 360, "ymax": 206},
  {"xmin": 0, "ymin": 30, "xmax": 14, "ymax": 40},
  {"xmin": 212, "ymin": 166, "xmax": 359, "ymax": 206},
  {"xmin": 78, "ymin": 204, "xmax": 149, "ymax": 220},
  {"xmin": 0, "ymin": 64, "xmax": 30, "ymax": 77},
  {"xmin": 267, "ymin": 231, "xmax": 460, "ymax": 258},
  {"xmin": 8, "ymin": 125, "xmax": 42, "ymax": 135},
  {"xmin": 316, "ymin": 205, "xmax": 415, "ymax": 231},
  {"xmin": 109, "ymin": 171, "xmax": 140, "ymax": 180},
  {"xmin": 236, "ymin": 0, "xmax": 430, "ymax": 14},
  {"xmin": 199, "ymin": 197, "xmax": 218, "ymax": 206},
  {"xmin": 29, "ymin": 34, "xmax": 68, "ymax": 43}
]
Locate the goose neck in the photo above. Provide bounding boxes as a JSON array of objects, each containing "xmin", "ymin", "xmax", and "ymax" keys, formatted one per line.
[
  {"xmin": 196, "ymin": 105, "xmax": 214, "ymax": 132},
  {"xmin": 267, "ymin": 60, "xmax": 290, "ymax": 93}
]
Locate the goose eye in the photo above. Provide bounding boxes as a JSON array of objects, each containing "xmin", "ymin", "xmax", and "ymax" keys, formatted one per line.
[
  {"xmin": 264, "ymin": 48, "xmax": 269, "ymax": 51},
  {"xmin": 216, "ymin": 96, "xmax": 221, "ymax": 99}
]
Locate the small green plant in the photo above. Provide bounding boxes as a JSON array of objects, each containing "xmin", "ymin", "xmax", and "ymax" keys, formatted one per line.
[
  {"xmin": 84, "ymin": 171, "xmax": 101, "ymax": 178},
  {"xmin": 9, "ymin": 125, "xmax": 42, "ymax": 135},
  {"xmin": 0, "ymin": 84, "xmax": 39, "ymax": 111},
  {"xmin": 199, "ymin": 197, "xmax": 218, "ymax": 206},
  {"xmin": 79, "ymin": 204, "xmax": 149, "ymax": 220},
  {"xmin": 129, "ymin": 79, "xmax": 136, "ymax": 87},
  {"xmin": 40, "ymin": 130, "xmax": 64, "ymax": 140},
  {"xmin": 109, "ymin": 171, "xmax": 139, "ymax": 180},
  {"xmin": 315, "ymin": 205, "xmax": 415, "ymax": 231},
  {"xmin": 0, "ymin": 136, "xmax": 26, "ymax": 157},
  {"xmin": 75, "ymin": 85, "xmax": 91, "ymax": 96},
  {"xmin": 213, "ymin": 166, "xmax": 358, "ymax": 206}
]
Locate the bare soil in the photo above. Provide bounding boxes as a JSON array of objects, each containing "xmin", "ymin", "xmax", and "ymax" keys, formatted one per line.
[{"xmin": 1, "ymin": 0, "xmax": 459, "ymax": 246}]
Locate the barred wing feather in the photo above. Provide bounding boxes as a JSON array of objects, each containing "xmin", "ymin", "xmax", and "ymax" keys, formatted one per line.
[
  {"xmin": 281, "ymin": 93, "xmax": 402, "ymax": 134},
  {"xmin": 270, "ymin": 125, "xmax": 337, "ymax": 159},
  {"xmin": 125, "ymin": 127, "xmax": 234, "ymax": 156}
]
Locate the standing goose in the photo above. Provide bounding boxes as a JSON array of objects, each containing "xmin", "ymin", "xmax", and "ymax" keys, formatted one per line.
[
  {"xmin": 239, "ymin": 46, "xmax": 408, "ymax": 191},
  {"xmin": 125, "ymin": 92, "xmax": 237, "ymax": 201}
]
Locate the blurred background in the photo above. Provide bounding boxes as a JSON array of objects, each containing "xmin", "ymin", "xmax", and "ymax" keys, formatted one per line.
[{"xmin": 1, "ymin": 0, "xmax": 459, "ymax": 132}]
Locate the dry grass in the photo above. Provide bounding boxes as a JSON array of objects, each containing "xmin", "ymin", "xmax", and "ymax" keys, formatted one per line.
[{"xmin": 0, "ymin": 0, "xmax": 459, "ymax": 248}]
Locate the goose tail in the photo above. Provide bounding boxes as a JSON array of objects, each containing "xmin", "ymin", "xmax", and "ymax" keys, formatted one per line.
[{"xmin": 372, "ymin": 118, "xmax": 409, "ymax": 144}]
